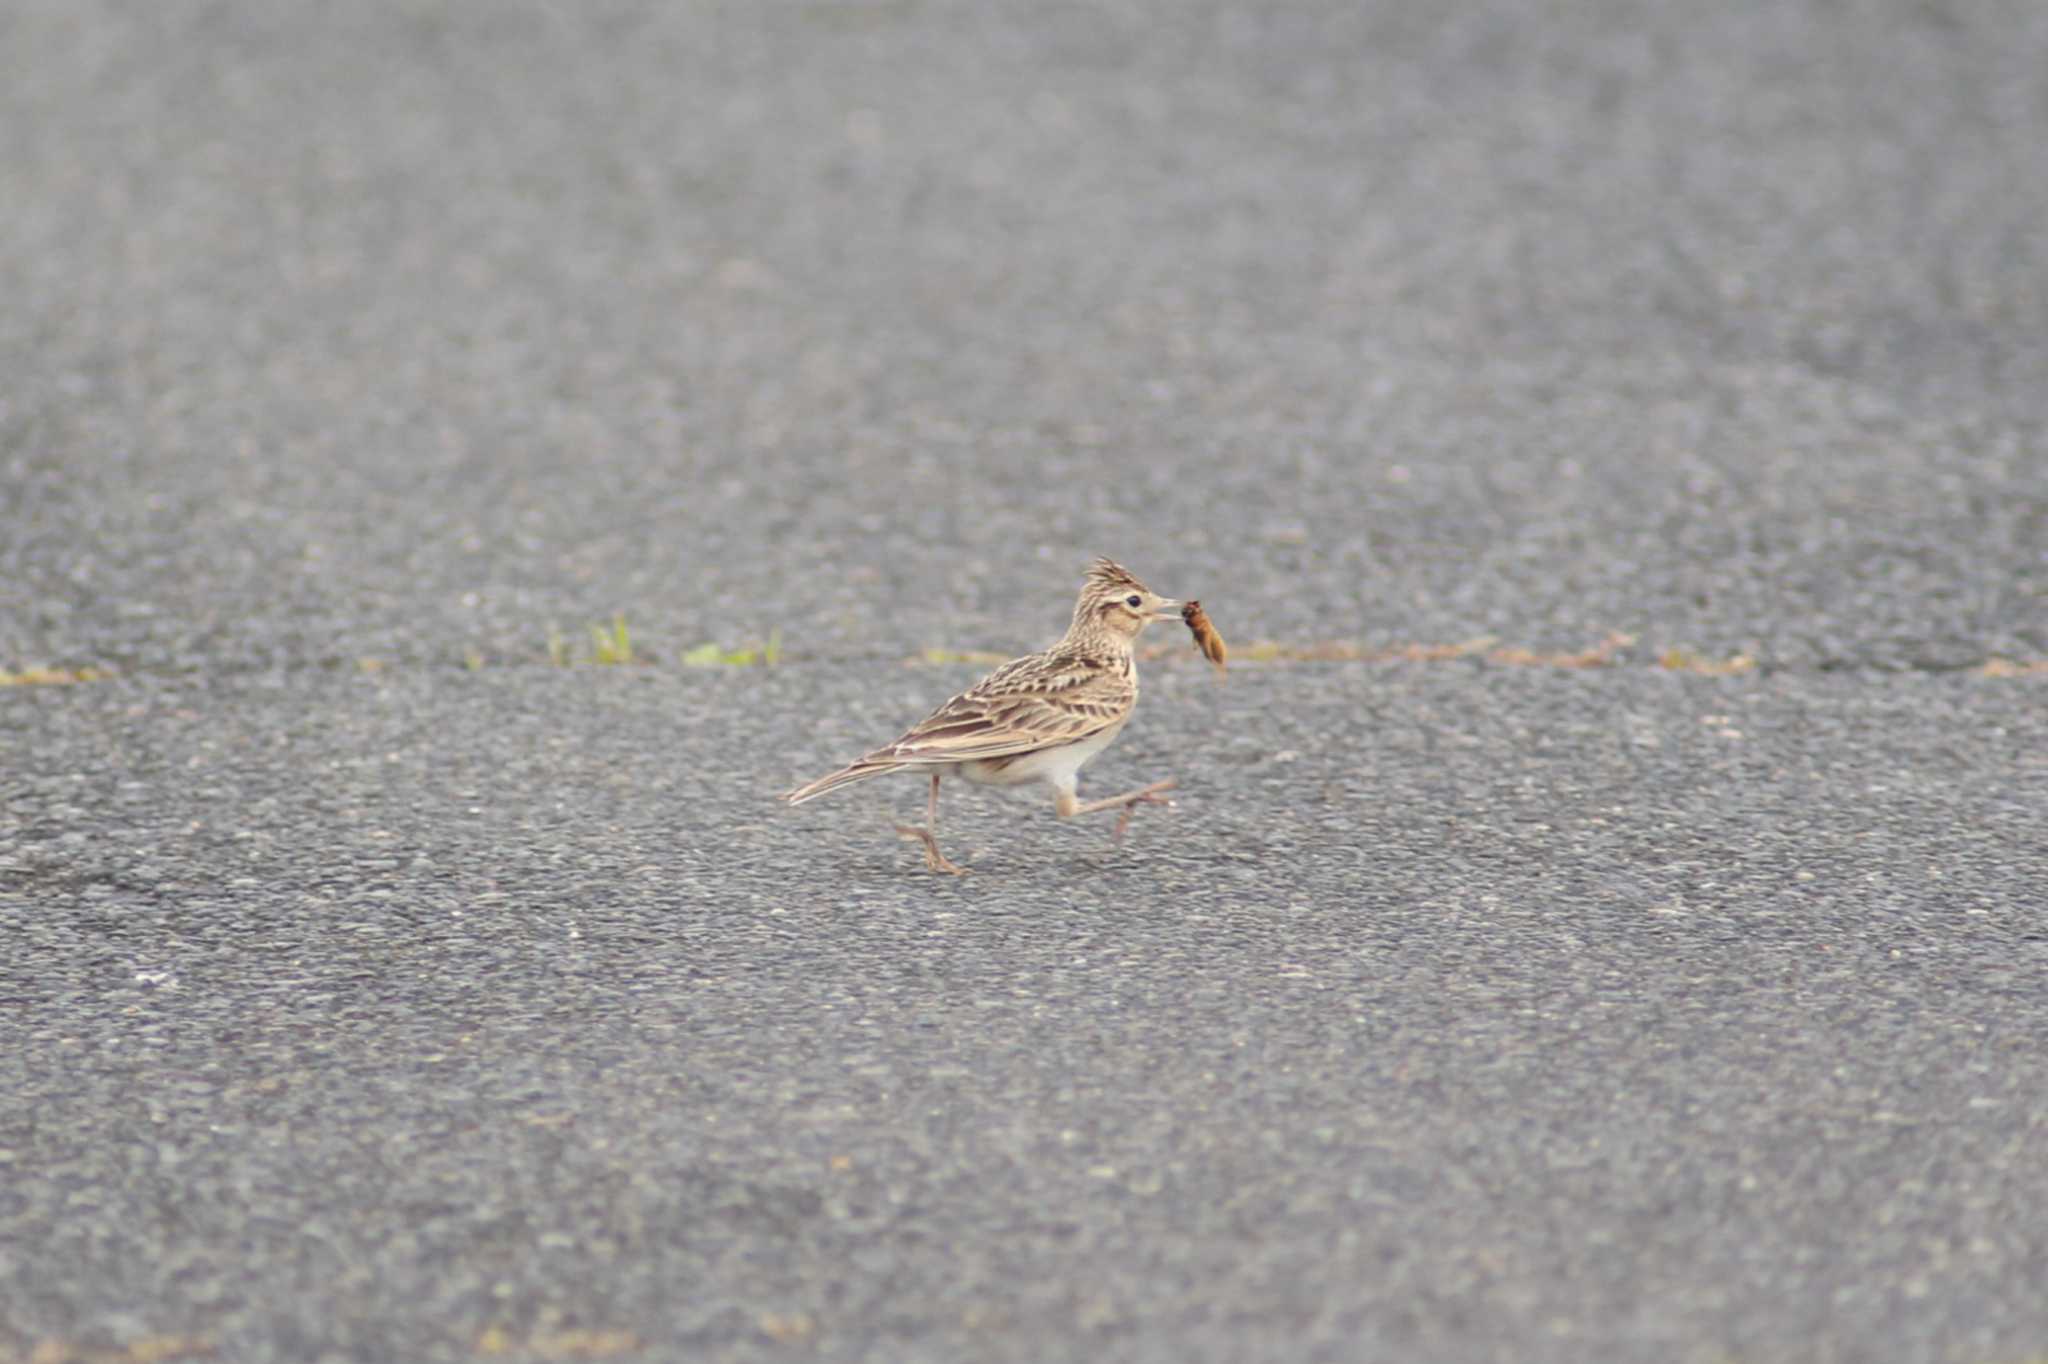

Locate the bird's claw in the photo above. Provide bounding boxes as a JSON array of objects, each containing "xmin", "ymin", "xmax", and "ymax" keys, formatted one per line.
[
  {"xmin": 1110, "ymin": 787, "xmax": 1176, "ymax": 843},
  {"xmin": 895, "ymin": 824, "xmax": 969, "ymax": 875}
]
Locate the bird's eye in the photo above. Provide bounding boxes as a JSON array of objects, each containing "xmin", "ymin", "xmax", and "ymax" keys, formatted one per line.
[{"xmin": 1125, "ymin": 594, "xmax": 1142, "ymax": 608}]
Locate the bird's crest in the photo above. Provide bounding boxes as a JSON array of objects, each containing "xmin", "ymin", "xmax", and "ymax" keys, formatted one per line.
[{"xmin": 1085, "ymin": 557, "xmax": 1145, "ymax": 594}]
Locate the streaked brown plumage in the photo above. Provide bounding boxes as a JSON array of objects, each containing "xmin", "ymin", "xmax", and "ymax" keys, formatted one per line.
[{"xmin": 783, "ymin": 558, "xmax": 1181, "ymax": 873}]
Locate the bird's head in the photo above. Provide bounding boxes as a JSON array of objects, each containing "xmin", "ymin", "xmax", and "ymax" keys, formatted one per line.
[{"xmin": 1074, "ymin": 557, "xmax": 1178, "ymax": 641}]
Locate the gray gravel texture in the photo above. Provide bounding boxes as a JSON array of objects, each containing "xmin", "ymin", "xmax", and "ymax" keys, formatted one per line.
[{"xmin": 3, "ymin": 2, "xmax": 2045, "ymax": 1362}]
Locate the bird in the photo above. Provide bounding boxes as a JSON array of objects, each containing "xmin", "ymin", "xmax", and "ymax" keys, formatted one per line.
[{"xmin": 783, "ymin": 557, "xmax": 1182, "ymax": 874}]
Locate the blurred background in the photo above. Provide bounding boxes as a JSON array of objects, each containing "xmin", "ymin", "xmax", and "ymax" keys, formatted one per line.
[{"xmin": 5, "ymin": 0, "xmax": 2042, "ymax": 680}]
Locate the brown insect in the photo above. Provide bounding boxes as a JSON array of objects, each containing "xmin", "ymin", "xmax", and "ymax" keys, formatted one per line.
[{"xmin": 1181, "ymin": 600, "xmax": 1227, "ymax": 677}]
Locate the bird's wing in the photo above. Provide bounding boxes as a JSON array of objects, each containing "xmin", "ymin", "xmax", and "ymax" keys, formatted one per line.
[{"xmin": 867, "ymin": 649, "xmax": 1134, "ymax": 765}]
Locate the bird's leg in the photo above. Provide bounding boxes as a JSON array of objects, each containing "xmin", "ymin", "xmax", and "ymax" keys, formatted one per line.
[
  {"xmin": 1057, "ymin": 778, "xmax": 1177, "ymax": 843},
  {"xmin": 895, "ymin": 770, "xmax": 969, "ymax": 874}
]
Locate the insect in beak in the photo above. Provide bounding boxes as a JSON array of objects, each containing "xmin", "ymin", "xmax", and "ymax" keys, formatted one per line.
[{"xmin": 1181, "ymin": 600, "xmax": 1227, "ymax": 676}]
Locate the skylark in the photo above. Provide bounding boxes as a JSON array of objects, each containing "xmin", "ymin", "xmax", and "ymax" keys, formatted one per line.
[{"xmin": 783, "ymin": 558, "xmax": 1181, "ymax": 874}]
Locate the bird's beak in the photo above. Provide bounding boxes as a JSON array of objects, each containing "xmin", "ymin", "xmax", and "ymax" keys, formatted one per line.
[{"xmin": 1151, "ymin": 599, "xmax": 1180, "ymax": 618}]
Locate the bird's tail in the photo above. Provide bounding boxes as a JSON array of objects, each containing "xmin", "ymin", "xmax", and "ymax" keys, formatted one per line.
[{"xmin": 782, "ymin": 759, "xmax": 908, "ymax": 806}]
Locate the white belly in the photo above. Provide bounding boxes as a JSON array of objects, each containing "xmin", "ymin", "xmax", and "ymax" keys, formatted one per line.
[{"xmin": 956, "ymin": 716, "xmax": 1128, "ymax": 794}]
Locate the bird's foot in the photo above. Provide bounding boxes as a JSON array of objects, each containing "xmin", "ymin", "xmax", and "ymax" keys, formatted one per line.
[
  {"xmin": 1109, "ymin": 779, "xmax": 1177, "ymax": 843},
  {"xmin": 895, "ymin": 824, "xmax": 970, "ymax": 875}
]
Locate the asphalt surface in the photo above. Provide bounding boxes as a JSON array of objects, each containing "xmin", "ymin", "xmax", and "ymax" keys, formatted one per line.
[{"xmin": 3, "ymin": 3, "xmax": 2045, "ymax": 1362}]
